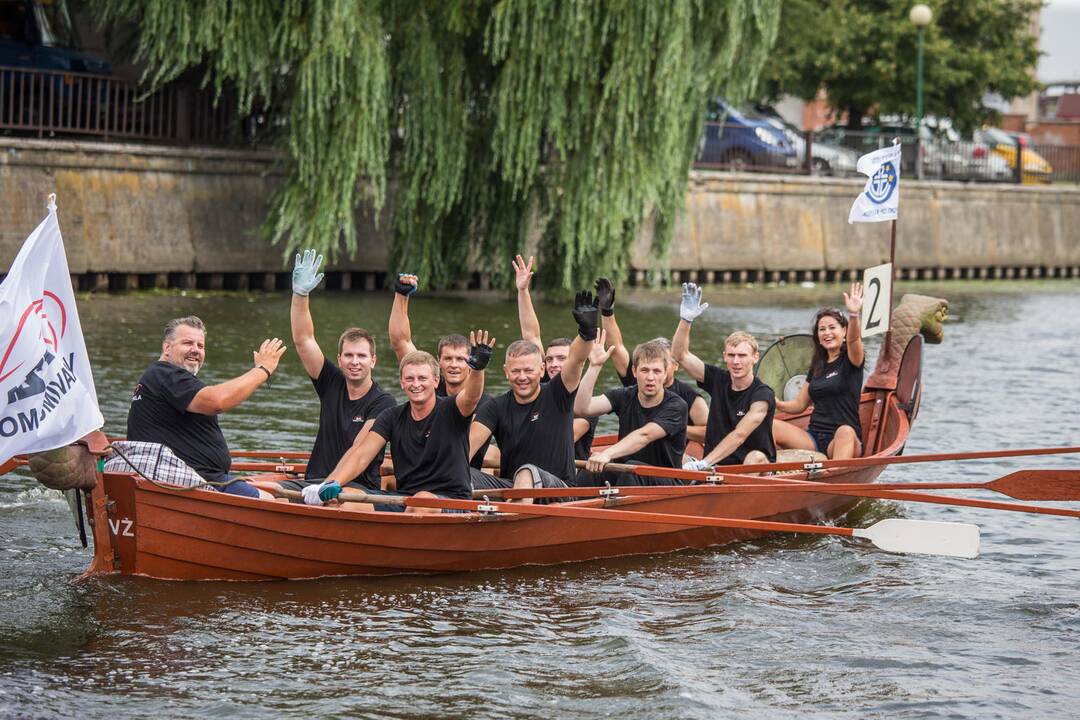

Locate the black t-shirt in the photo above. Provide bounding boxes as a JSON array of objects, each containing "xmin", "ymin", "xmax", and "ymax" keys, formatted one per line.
[
  {"xmin": 371, "ymin": 396, "xmax": 473, "ymax": 498},
  {"xmin": 126, "ymin": 361, "xmax": 231, "ymax": 483},
  {"xmin": 575, "ymin": 416, "xmax": 599, "ymax": 461},
  {"xmin": 434, "ymin": 375, "xmax": 492, "ymax": 469},
  {"xmin": 697, "ymin": 365, "xmax": 776, "ymax": 464},
  {"xmin": 602, "ymin": 386, "xmax": 688, "ymax": 468},
  {"xmin": 807, "ymin": 355, "xmax": 865, "ymax": 438},
  {"xmin": 620, "ymin": 368, "xmax": 702, "ymax": 413},
  {"xmin": 476, "ymin": 374, "xmax": 577, "ymax": 481},
  {"xmin": 305, "ymin": 358, "xmax": 396, "ymax": 490}
]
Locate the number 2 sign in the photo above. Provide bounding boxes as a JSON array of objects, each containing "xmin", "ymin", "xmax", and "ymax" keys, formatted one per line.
[{"xmin": 861, "ymin": 263, "xmax": 892, "ymax": 338}]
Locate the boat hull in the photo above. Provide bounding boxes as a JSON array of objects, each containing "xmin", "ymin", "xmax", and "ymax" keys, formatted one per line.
[
  {"xmin": 94, "ymin": 467, "xmax": 883, "ymax": 580},
  {"xmin": 86, "ymin": 387, "xmax": 909, "ymax": 581}
]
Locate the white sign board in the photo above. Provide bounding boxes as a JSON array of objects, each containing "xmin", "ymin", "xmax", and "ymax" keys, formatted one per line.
[{"xmin": 861, "ymin": 263, "xmax": 892, "ymax": 338}]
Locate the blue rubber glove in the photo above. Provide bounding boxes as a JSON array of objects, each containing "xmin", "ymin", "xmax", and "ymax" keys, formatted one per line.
[
  {"xmin": 292, "ymin": 249, "xmax": 325, "ymax": 296},
  {"xmin": 682, "ymin": 459, "xmax": 711, "ymax": 472},
  {"xmin": 680, "ymin": 282, "xmax": 709, "ymax": 323},
  {"xmin": 302, "ymin": 480, "xmax": 341, "ymax": 505}
]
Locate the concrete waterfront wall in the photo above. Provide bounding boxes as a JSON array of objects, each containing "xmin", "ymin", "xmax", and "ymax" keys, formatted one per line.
[
  {"xmin": 650, "ymin": 171, "xmax": 1080, "ymax": 283},
  {"xmin": 0, "ymin": 139, "xmax": 391, "ymax": 290},
  {"xmin": 2, "ymin": 138, "xmax": 1078, "ymax": 288}
]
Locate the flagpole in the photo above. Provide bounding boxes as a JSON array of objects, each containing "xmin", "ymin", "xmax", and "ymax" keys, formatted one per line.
[{"xmin": 885, "ymin": 137, "xmax": 900, "ymax": 356}]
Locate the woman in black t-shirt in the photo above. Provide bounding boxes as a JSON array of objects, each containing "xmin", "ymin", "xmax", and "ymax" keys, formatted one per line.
[{"xmin": 774, "ymin": 283, "xmax": 865, "ymax": 459}]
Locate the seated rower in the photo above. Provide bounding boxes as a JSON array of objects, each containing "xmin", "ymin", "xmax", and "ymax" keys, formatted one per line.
[
  {"xmin": 672, "ymin": 283, "xmax": 776, "ymax": 470},
  {"xmin": 305, "ymin": 332, "xmax": 496, "ymax": 513},
  {"xmin": 388, "ymin": 272, "xmax": 498, "ymax": 472},
  {"xmin": 468, "ymin": 289, "xmax": 596, "ymax": 499},
  {"xmin": 127, "ymin": 316, "xmax": 286, "ymax": 498},
  {"xmin": 574, "ymin": 338, "xmax": 688, "ymax": 486},
  {"xmin": 284, "ymin": 250, "xmax": 396, "ymax": 497},
  {"xmin": 773, "ymin": 283, "xmax": 865, "ymax": 460},
  {"xmin": 596, "ymin": 277, "xmax": 709, "ymax": 444},
  {"xmin": 512, "ymin": 254, "xmax": 598, "ymax": 464}
]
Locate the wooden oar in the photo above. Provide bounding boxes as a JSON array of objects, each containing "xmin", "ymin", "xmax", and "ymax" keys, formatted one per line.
[
  {"xmin": 578, "ymin": 445, "xmax": 1080, "ymax": 481},
  {"xmin": 277, "ymin": 488, "xmax": 979, "ymax": 558},
  {"xmin": 487, "ymin": 470, "xmax": 1080, "ymax": 503},
  {"xmin": 397, "ymin": 495, "xmax": 980, "ymax": 559},
  {"xmin": 476, "ymin": 476, "xmax": 1080, "ymax": 519}
]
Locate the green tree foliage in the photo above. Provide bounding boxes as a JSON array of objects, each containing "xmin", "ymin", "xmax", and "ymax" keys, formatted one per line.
[
  {"xmin": 759, "ymin": 0, "xmax": 1040, "ymax": 132},
  {"xmin": 91, "ymin": 0, "xmax": 780, "ymax": 291}
]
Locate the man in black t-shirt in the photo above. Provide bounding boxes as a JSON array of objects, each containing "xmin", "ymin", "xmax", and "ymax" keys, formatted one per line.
[
  {"xmin": 285, "ymin": 250, "xmax": 397, "ymax": 495},
  {"xmin": 387, "ymin": 272, "xmax": 499, "ymax": 471},
  {"xmin": 126, "ymin": 316, "xmax": 286, "ymax": 498},
  {"xmin": 594, "ymin": 278, "xmax": 709, "ymax": 442},
  {"xmin": 672, "ymin": 283, "xmax": 776, "ymax": 469},
  {"xmin": 309, "ymin": 331, "xmax": 496, "ymax": 511},
  {"xmin": 469, "ymin": 290, "xmax": 597, "ymax": 497},
  {"xmin": 574, "ymin": 339, "xmax": 688, "ymax": 486},
  {"xmin": 512, "ymin": 255, "xmax": 598, "ymax": 460}
]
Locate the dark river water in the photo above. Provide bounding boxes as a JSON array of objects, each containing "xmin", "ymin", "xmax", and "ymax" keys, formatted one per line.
[{"xmin": 2, "ymin": 282, "xmax": 1078, "ymax": 719}]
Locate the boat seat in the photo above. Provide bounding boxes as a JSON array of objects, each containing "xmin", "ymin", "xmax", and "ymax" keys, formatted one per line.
[{"xmin": 775, "ymin": 448, "xmax": 827, "ymax": 474}]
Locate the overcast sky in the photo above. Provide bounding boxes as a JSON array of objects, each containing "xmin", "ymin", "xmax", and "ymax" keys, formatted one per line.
[{"xmin": 1040, "ymin": 0, "xmax": 1080, "ymax": 82}]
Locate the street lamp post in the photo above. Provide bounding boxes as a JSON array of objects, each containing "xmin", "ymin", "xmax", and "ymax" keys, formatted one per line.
[{"xmin": 909, "ymin": 4, "xmax": 932, "ymax": 180}]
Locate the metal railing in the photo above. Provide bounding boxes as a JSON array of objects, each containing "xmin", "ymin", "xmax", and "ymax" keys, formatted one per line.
[{"xmin": 0, "ymin": 65, "xmax": 249, "ymax": 145}]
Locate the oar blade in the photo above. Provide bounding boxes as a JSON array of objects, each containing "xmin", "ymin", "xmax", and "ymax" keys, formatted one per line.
[
  {"xmin": 989, "ymin": 470, "xmax": 1080, "ymax": 501},
  {"xmin": 853, "ymin": 519, "xmax": 980, "ymax": 559}
]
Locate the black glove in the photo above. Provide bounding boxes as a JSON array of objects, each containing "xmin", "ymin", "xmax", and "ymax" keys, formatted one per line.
[
  {"xmin": 595, "ymin": 277, "xmax": 615, "ymax": 317},
  {"xmin": 466, "ymin": 342, "xmax": 493, "ymax": 371},
  {"xmin": 394, "ymin": 273, "xmax": 418, "ymax": 297},
  {"xmin": 572, "ymin": 290, "xmax": 599, "ymax": 341}
]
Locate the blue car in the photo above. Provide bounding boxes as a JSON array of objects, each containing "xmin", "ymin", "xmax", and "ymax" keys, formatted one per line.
[
  {"xmin": 0, "ymin": 0, "xmax": 110, "ymax": 74},
  {"xmin": 697, "ymin": 100, "xmax": 798, "ymax": 170}
]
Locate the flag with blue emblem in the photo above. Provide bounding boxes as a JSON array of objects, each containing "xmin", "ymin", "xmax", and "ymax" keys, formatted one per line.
[{"xmin": 848, "ymin": 143, "xmax": 902, "ymax": 223}]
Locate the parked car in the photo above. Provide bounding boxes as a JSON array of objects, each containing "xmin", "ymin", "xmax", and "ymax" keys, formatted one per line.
[
  {"xmin": 0, "ymin": 0, "xmax": 110, "ymax": 74},
  {"xmin": 697, "ymin": 100, "xmax": 798, "ymax": 170},
  {"xmin": 973, "ymin": 127, "xmax": 1053, "ymax": 184},
  {"xmin": 760, "ymin": 117, "xmax": 859, "ymax": 176},
  {"xmin": 819, "ymin": 122, "xmax": 1011, "ymax": 182}
]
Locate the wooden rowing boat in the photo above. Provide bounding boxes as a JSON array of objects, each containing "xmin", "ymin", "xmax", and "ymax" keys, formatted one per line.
[{"xmin": 59, "ymin": 295, "xmax": 946, "ymax": 580}]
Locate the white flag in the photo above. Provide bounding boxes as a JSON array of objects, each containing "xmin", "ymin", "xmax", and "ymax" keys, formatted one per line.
[
  {"xmin": 0, "ymin": 196, "xmax": 104, "ymax": 464},
  {"xmin": 848, "ymin": 143, "xmax": 902, "ymax": 224}
]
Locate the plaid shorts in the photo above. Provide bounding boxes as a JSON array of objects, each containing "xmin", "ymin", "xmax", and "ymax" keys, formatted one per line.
[{"xmin": 103, "ymin": 441, "xmax": 208, "ymax": 489}]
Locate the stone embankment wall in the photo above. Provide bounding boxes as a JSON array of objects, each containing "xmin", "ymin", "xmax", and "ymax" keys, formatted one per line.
[{"xmin": 2, "ymin": 139, "xmax": 1078, "ymax": 290}]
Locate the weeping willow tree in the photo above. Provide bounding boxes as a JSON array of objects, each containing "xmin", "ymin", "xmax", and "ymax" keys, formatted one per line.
[{"xmin": 92, "ymin": 0, "xmax": 780, "ymax": 290}]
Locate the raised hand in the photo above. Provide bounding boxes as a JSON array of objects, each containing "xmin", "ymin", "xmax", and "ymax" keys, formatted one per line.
[
  {"xmin": 292, "ymin": 249, "xmax": 325, "ymax": 296},
  {"xmin": 253, "ymin": 338, "xmax": 287, "ymax": 374},
  {"xmin": 394, "ymin": 273, "xmax": 419, "ymax": 297},
  {"xmin": 588, "ymin": 329, "xmax": 615, "ymax": 366},
  {"xmin": 594, "ymin": 277, "xmax": 615, "ymax": 317},
  {"xmin": 682, "ymin": 458, "xmax": 712, "ymax": 472},
  {"xmin": 512, "ymin": 255, "xmax": 535, "ymax": 291},
  {"xmin": 466, "ymin": 329, "xmax": 496, "ymax": 370},
  {"xmin": 572, "ymin": 290, "xmax": 599, "ymax": 341},
  {"xmin": 680, "ymin": 282, "xmax": 709, "ymax": 323},
  {"xmin": 843, "ymin": 281, "xmax": 864, "ymax": 315}
]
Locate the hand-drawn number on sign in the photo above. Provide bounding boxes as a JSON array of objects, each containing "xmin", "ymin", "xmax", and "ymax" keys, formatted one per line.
[{"xmin": 861, "ymin": 263, "xmax": 892, "ymax": 338}]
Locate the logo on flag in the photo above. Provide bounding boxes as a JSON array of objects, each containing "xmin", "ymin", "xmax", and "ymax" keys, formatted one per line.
[
  {"xmin": 866, "ymin": 161, "xmax": 898, "ymax": 204},
  {"xmin": 0, "ymin": 196, "xmax": 104, "ymax": 465},
  {"xmin": 848, "ymin": 143, "xmax": 903, "ymax": 224}
]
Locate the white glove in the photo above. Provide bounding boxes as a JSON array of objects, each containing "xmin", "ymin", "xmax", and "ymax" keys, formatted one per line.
[
  {"xmin": 682, "ymin": 459, "xmax": 711, "ymax": 472},
  {"xmin": 302, "ymin": 480, "xmax": 339, "ymax": 505},
  {"xmin": 680, "ymin": 282, "xmax": 709, "ymax": 323},
  {"xmin": 292, "ymin": 249, "xmax": 325, "ymax": 296}
]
